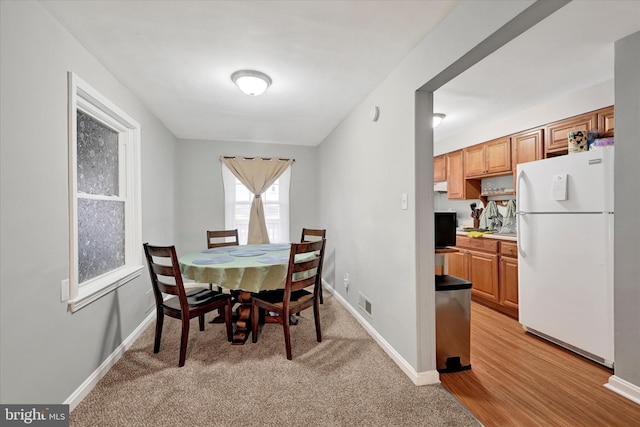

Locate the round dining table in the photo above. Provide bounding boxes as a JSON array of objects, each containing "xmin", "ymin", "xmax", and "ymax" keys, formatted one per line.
[{"xmin": 179, "ymin": 243, "xmax": 294, "ymax": 344}]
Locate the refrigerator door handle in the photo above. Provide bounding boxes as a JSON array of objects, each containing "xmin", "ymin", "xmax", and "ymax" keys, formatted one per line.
[{"xmin": 516, "ymin": 169, "xmax": 525, "ymax": 257}]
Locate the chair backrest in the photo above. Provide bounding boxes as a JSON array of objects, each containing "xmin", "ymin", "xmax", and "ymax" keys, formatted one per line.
[
  {"xmin": 300, "ymin": 228, "xmax": 326, "ymax": 243},
  {"xmin": 143, "ymin": 243, "xmax": 189, "ymax": 311},
  {"xmin": 207, "ymin": 229, "xmax": 239, "ymax": 248},
  {"xmin": 284, "ymin": 239, "xmax": 326, "ymax": 298}
]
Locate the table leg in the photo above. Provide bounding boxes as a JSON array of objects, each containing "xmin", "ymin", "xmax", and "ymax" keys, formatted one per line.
[
  {"xmin": 231, "ymin": 291, "xmax": 252, "ymax": 345},
  {"xmin": 209, "ymin": 290, "xmax": 299, "ymax": 344}
]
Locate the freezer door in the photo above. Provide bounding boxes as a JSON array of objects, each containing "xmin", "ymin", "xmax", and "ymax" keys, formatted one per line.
[
  {"xmin": 518, "ymin": 212, "xmax": 614, "ymax": 363},
  {"xmin": 517, "ymin": 147, "xmax": 614, "ymax": 213}
]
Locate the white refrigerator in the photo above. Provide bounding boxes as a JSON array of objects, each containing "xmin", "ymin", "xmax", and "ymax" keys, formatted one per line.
[{"xmin": 516, "ymin": 147, "xmax": 614, "ymax": 368}]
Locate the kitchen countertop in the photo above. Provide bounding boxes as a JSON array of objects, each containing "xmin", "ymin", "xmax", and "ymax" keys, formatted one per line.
[{"xmin": 456, "ymin": 230, "xmax": 518, "ymax": 242}]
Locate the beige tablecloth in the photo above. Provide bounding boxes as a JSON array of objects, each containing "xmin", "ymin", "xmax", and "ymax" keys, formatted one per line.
[{"xmin": 179, "ymin": 243, "xmax": 304, "ymax": 293}]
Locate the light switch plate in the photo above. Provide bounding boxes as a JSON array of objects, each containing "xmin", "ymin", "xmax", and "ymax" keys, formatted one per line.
[{"xmin": 401, "ymin": 193, "xmax": 408, "ymax": 210}]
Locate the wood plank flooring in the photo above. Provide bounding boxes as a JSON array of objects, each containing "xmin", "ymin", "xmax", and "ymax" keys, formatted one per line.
[{"xmin": 440, "ymin": 302, "xmax": 640, "ymax": 426}]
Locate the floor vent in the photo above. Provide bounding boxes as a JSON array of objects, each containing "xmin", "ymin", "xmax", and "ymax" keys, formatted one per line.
[{"xmin": 358, "ymin": 293, "xmax": 372, "ymax": 317}]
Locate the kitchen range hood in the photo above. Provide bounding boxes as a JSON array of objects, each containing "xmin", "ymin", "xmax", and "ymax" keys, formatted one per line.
[{"xmin": 434, "ymin": 181, "xmax": 448, "ymax": 192}]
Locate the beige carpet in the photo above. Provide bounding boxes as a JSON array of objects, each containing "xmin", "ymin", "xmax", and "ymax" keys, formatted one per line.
[{"xmin": 70, "ymin": 292, "xmax": 480, "ymax": 426}]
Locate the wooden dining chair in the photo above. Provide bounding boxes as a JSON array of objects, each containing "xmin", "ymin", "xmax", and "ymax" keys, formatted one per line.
[
  {"xmin": 300, "ymin": 228, "xmax": 326, "ymax": 303},
  {"xmin": 143, "ymin": 243, "xmax": 233, "ymax": 367},
  {"xmin": 206, "ymin": 229, "xmax": 239, "ymax": 291},
  {"xmin": 251, "ymin": 238, "xmax": 326, "ymax": 360},
  {"xmin": 207, "ymin": 229, "xmax": 239, "ymax": 248}
]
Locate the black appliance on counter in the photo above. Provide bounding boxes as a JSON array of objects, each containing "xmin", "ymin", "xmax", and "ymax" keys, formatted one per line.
[{"xmin": 435, "ymin": 211, "xmax": 457, "ymax": 248}]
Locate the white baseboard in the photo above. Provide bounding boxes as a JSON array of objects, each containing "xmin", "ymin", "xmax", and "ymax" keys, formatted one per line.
[
  {"xmin": 605, "ymin": 375, "xmax": 640, "ymax": 405},
  {"xmin": 323, "ymin": 281, "xmax": 440, "ymax": 386},
  {"xmin": 64, "ymin": 310, "xmax": 156, "ymax": 412}
]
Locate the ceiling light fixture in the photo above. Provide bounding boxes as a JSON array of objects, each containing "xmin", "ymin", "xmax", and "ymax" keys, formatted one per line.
[
  {"xmin": 432, "ymin": 113, "xmax": 446, "ymax": 128},
  {"xmin": 231, "ymin": 70, "xmax": 272, "ymax": 96}
]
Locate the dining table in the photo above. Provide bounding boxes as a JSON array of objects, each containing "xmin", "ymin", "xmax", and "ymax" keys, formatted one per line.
[{"xmin": 179, "ymin": 243, "xmax": 297, "ymax": 344}]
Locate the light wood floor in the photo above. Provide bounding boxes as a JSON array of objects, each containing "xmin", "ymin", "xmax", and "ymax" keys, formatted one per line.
[{"xmin": 440, "ymin": 302, "xmax": 640, "ymax": 426}]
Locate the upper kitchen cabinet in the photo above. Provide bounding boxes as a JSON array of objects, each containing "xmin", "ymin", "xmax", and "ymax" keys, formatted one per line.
[
  {"xmin": 464, "ymin": 136, "xmax": 511, "ymax": 178},
  {"xmin": 512, "ymin": 128, "xmax": 544, "ymax": 169},
  {"xmin": 596, "ymin": 106, "xmax": 615, "ymax": 138},
  {"xmin": 447, "ymin": 150, "xmax": 480, "ymax": 200},
  {"xmin": 545, "ymin": 111, "xmax": 598, "ymax": 157},
  {"xmin": 434, "ymin": 154, "xmax": 447, "ymax": 182}
]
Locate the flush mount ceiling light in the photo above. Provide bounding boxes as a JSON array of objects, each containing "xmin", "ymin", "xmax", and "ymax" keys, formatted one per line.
[
  {"xmin": 231, "ymin": 70, "xmax": 272, "ymax": 96},
  {"xmin": 432, "ymin": 113, "xmax": 446, "ymax": 128}
]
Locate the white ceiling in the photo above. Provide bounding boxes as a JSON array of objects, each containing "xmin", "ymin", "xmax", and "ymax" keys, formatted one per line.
[
  {"xmin": 42, "ymin": 1, "xmax": 639, "ymax": 147},
  {"xmin": 434, "ymin": 0, "xmax": 640, "ymax": 143},
  {"xmin": 41, "ymin": 0, "xmax": 458, "ymax": 146}
]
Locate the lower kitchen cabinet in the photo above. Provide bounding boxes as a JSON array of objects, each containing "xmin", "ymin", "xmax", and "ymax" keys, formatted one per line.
[
  {"xmin": 499, "ymin": 256, "xmax": 519, "ymax": 317},
  {"xmin": 449, "ymin": 235, "xmax": 518, "ymax": 318},
  {"xmin": 447, "ymin": 250, "xmax": 469, "ymax": 279},
  {"xmin": 469, "ymin": 250, "xmax": 499, "ymax": 303}
]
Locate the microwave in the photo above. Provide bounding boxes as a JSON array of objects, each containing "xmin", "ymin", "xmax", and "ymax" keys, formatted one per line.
[{"xmin": 435, "ymin": 212, "xmax": 457, "ymax": 249}]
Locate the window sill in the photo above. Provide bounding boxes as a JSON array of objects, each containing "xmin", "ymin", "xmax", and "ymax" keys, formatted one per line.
[{"xmin": 69, "ymin": 265, "xmax": 143, "ymax": 312}]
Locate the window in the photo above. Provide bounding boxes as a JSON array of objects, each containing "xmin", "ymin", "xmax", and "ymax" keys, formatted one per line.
[
  {"xmin": 67, "ymin": 72, "xmax": 142, "ymax": 311},
  {"xmin": 222, "ymin": 164, "xmax": 290, "ymax": 244}
]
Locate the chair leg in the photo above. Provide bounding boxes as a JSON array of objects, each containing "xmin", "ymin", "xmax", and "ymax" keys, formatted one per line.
[
  {"xmin": 251, "ymin": 299, "xmax": 259, "ymax": 343},
  {"xmin": 314, "ymin": 299, "xmax": 322, "ymax": 343},
  {"xmin": 224, "ymin": 299, "xmax": 233, "ymax": 342},
  {"xmin": 178, "ymin": 316, "xmax": 190, "ymax": 367},
  {"xmin": 199, "ymin": 314, "xmax": 205, "ymax": 331},
  {"xmin": 154, "ymin": 310, "xmax": 164, "ymax": 354},
  {"xmin": 319, "ymin": 284, "xmax": 324, "ymax": 304},
  {"xmin": 283, "ymin": 311, "xmax": 292, "ymax": 360}
]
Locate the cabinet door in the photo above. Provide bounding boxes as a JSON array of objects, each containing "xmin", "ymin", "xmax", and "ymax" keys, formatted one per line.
[
  {"xmin": 463, "ymin": 144, "xmax": 485, "ymax": 178},
  {"xmin": 434, "ymin": 155, "xmax": 446, "ymax": 182},
  {"xmin": 597, "ymin": 106, "xmax": 614, "ymax": 138},
  {"xmin": 485, "ymin": 137, "xmax": 511, "ymax": 175},
  {"xmin": 447, "ymin": 250, "xmax": 469, "ymax": 280},
  {"xmin": 499, "ymin": 256, "xmax": 519, "ymax": 311},
  {"xmin": 468, "ymin": 250, "xmax": 499, "ymax": 303},
  {"xmin": 545, "ymin": 113, "xmax": 597, "ymax": 156},
  {"xmin": 512, "ymin": 129, "xmax": 543, "ymax": 168},
  {"xmin": 446, "ymin": 150, "xmax": 465, "ymax": 199}
]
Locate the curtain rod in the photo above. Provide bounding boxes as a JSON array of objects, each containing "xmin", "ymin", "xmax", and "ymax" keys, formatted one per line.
[{"xmin": 221, "ymin": 156, "xmax": 295, "ymax": 162}]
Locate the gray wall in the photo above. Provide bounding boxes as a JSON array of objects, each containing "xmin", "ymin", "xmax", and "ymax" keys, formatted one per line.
[
  {"xmin": 174, "ymin": 139, "xmax": 319, "ymax": 254},
  {"xmin": 0, "ymin": 1, "xmax": 178, "ymax": 403},
  {"xmin": 318, "ymin": 1, "xmax": 535, "ymax": 371},
  {"xmin": 613, "ymin": 31, "xmax": 640, "ymax": 388}
]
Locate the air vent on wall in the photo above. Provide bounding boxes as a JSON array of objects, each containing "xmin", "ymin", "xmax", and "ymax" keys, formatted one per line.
[{"xmin": 358, "ymin": 293, "xmax": 372, "ymax": 317}]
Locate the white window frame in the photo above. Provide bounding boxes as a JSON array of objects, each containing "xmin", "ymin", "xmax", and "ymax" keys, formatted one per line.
[
  {"xmin": 222, "ymin": 164, "xmax": 290, "ymax": 244},
  {"xmin": 67, "ymin": 72, "xmax": 142, "ymax": 312}
]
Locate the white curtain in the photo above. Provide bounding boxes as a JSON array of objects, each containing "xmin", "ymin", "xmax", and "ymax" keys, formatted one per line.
[{"xmin": 220, "ymin": 157, "xmax": 293, "ymax": 244}]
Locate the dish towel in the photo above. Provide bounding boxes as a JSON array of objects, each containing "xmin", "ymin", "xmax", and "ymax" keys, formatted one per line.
[
  {"xmin": 498, "ymin": 200, "xmax": 517, "ymax": 234},
  {"xmin": 479, "ymin": 201, "xmax": 502, "ymax": 231}
]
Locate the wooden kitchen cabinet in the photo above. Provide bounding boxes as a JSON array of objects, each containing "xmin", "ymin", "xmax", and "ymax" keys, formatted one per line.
[
  {"xmin": 499, "ymin": 241, "xmax": 519, "ymax": 318},
  {"xmin": 469, "ymin": 250, "xmax": 499, "ymax": 304},
  {"xmin": 434, "ymin": 154, "xmax": 446, "ymax": 182},
  {"xmin": 545, "ymin": 112, "xmax": 598, "ymax": 157},
  {"xmin": 464, "ymin": 136, "xmax": 511, "ymax": 178},
  {"xmin": 447, "ymin": 250, "xmax": 469, "ymax": 280},
  {"xmin": 596, "ymin": 106, "xmax": 615, "ymax": 138},
  {"xmin": 512, "ymin": 128, "xmax": 544, "ymax": 169},
  {"xmin": 446, "ymin": 150, "xmax": 480, "ymax": 200},
  {"xmin": 449, "ymin": 235, "xmax": 518, "ymax": 318}
]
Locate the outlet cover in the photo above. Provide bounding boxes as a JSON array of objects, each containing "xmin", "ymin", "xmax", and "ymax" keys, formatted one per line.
[{"xmin": 60, "ymin": 279, "xmax": 69, "ymax": 302}]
